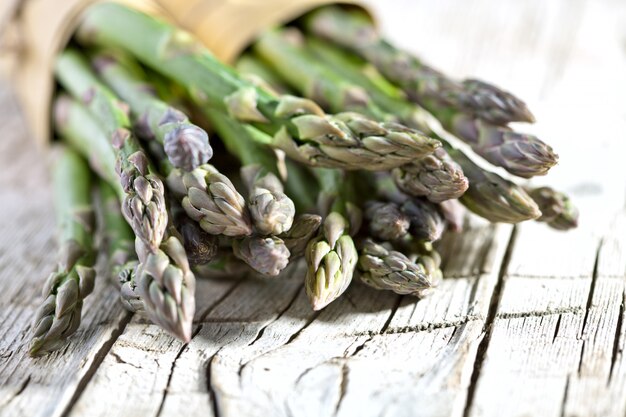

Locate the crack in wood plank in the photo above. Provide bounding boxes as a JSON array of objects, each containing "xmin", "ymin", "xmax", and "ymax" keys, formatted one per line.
[
  {"xmin": 197, "ymin": 278, "xmax": 246, "ymax": 323},
  {"xmin": 206, "ymin": 346, "xmax": 223, "ymax": 417},
  {"xmin": 334, "ymin": 363, "xmax": 349, "ymax": 417},
  {"xmin": 284, "ymin": 311, "xmax": 322, "ymax": 346},
  {"xmin": 462, "ymin": 226, "xmax": 518, "ymax": 417},
  {"xmin": 352, "ymin": 315, "xmax": 484, "ymax": 337},
  {"xmin": 578, "ymin": 240, "xmax": 603, "ymax": 376},
  {"xmin": 0, "ymin": 376, "xmax": 30, "ymax": 409},
  {"xmin": 560, "ymin": 374, "xmax": 570, "ymax": 417},
  {"xmin": 247, "ymin": 285, "xmax": 304, "ymax": 348},
  {"xmin": 553, "ymin": 314, "xmax": 563, "ymax": 343},
  {"xmin": 608, "ymin": 288, "xmax": 625, "ymax": 384},
  {"xmin": 380, "ymin": 295, "xmax": 403, "ymax": 334},
  {"xmin": 109, "ymin": 351, "xmax": 141, "ymax": 369},
  {"xmin": 496, "ymin": 307, "xmax": 585, "ymax": 320},
  {"xmin": 58, "ymin": 312, "xmax": 133, "ymax": 417},
  {"xmin": 154, "ymin": 324, "xmax": 202, "ymax": 417}
]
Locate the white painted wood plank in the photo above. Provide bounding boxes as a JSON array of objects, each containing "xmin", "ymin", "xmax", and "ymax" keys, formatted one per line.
[
  {"xmin": 0, "ymin": 85, "xmax": 132, "ymax": 417},
  {"xmin": 66, "ymin": 276, "xmax": 243, "ymax": 417}
]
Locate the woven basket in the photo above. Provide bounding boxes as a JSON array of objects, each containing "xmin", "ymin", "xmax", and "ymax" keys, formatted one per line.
[{"xmin": 0, "ymin": 0, "xmax": 369, "ymax": 146}]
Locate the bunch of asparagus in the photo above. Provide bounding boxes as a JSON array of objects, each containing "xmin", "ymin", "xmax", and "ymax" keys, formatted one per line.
[{"xmin": 31, "ymin": 3, "xmax": 578, "ymax": 355}]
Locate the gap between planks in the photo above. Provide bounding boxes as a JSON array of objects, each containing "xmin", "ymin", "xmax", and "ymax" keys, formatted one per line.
[{"xmin": 461, "ymin": 226, "xmax": 519, "ymax": 417}]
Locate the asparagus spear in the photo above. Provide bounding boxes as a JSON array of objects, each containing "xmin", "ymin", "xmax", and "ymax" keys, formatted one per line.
[
  {"xmin": 187, "ymin": 111, "xmax": 294, "ymax": 276},
  {"xmin": 165, "ymin": 162, "xmax": 254, "ymax": 237},
  {"xmin": 304, "ymin": 38, "xmax": 557, "ymax": 179},
  {"xmin": 240, "ymin": 164, "xmax": 296, "ymax": 236},
  {"xmin": 203, "ymin": 109, "xmax": 296, "ymax": 236},
  {"xmin": 55, "ymin": 96, "xmax": 197, "ymax": 339},
  {"xmin": 401, "ymin": 198, "xmax": 446, "ymax": 242},
  {"xmin": 306, "ymin": 212, "xmax": 357, "ymax": 310},
  {"xmin": 236, "ymin": 54, "xmax": 294, "ymax": 95},
  {"xmin": 55, "ymin": 51, "xmax": 167, "ymax": 252},
  {"xmin": 30, "ymin": 146, "xmax": 96, "ymax": 356},
  {"xmin": 134, "ymin": 235, "xmax": 196, "ymax": 342},
  {"xmin": 430, "ymin": 109, "xmax": 558, "ymax": 178},
  {"xmin": 253, "ymin": 29, "xmax": 392, "ymax": 121},
  {"xmin": 279, "ymin": 214, "xmax": 323, "ymax": 258},
  {"xmin": 303, "ymin": 6, "xmax": 534, "ymax": 125},
  {"xmin": 76, "ymin": 3, "xmax": 441, "ymax": 171},
  {"xmin": 364, "ymin": 201, "xmax": 411, "ymax": 242},
  {"xmin": 305, "ymin": 169, "xmax": 359, "ymax": 310},
  {"xmin": 97, "ymin": 179, "xmax": 141, "ymax": 313},
  {"xmin": 391, "ymin": 147, "xmax": 468, "ymax": 203},
  {"xmin": 91, "ymin": 51, "xmax": 212, "ymax": 171},
  {"xmin": 367, "ymin": 174, "xmax": 447, "ymax": 241},
  {"xmin": 295, "ymin": 41, "xmax": 541, "ymax": 223},
  {"xmin": 449, "ymin": 148, "xmax": 541, "ymax": 223},
  {"xmin": 248, "ymin": 33, "xmax": 468, "ymax": 201},
  {"xmin": 232, "ymin": 236, "xmax": 291, "ymax": 277},
  {"xmin": 526, "ymin": 186, "xmax": 579, "ymax": 230},
  {"xmin": 118, "ymin": 264, "xmax": 143, "ymax": 313},
  {"xmin": 402, "ymin": 240, "xmax": 443, "ymax": 298},
  {"xmin": 358, "ymin": 239, "xmax": 432, "ymax": 296}
]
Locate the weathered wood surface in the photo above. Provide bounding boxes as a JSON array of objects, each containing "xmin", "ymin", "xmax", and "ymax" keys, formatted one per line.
[{"xmin": 1, "ymin": 0, "xmax": 625, "ymax": 416}]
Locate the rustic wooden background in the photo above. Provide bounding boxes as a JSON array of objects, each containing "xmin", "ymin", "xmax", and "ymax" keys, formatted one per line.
[{"xmin": 2, "ymin": 0, "xmax": 626, "ymax": 416}]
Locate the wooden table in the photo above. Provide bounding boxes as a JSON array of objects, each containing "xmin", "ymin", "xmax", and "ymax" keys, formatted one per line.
[{"xmin": 1, "ymin": 0, "xmax": 626, "ymax": 416}]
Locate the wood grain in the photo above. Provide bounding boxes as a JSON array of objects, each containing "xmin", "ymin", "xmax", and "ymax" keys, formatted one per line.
[{"xmin": 1, "ymin": 0, "xmax": 625, "ymax": 416}]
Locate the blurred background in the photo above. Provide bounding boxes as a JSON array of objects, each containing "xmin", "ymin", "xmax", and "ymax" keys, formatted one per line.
[{"xmin": 370, "ymin": 0, "xmax": 626, "ymax": 216}]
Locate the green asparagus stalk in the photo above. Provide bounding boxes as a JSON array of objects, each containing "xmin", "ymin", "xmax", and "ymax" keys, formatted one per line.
[
  {"xmin": 55, "ymin": 51, "xmax": 167, "ymax": 251},
  {"xmin": 30, "ymin": 146, "xmax": 96, "ymax": 356},
  {"xmin": 253, "ymin": 29, "xmax": 392, "ymax": 122},
  {"xmin": 403, "ymin": 240, "xmax": 443, "ymax": 298},
  {"xmin": 429, "ymin": 109, "xmax": 558, "ymax": 178},
  {"xmin": 134, "ymin": 235, "xmax": 196, "ymax": 342},
  {"xmin": 118, "ymin": 264, "xmax": 143, "ymax": 313},
  {"xmin": 164, "ymin": 162, "xmax": 254, "ymax": 237},
  {"xmin": 391, "ymin": 147, "xmax": 468, "ymax": 203},
  {"xmin": 54, "ymin": 94, "xmax": 168, "ymax": 246},
  {"xmin": 303, "ymin": 6, "xmax": 534, "ymax": 125},
  {"xmin": 305, "ymin": 169, "xmax": 359, "ymax": 310},
  {"xmin": 364, "ymin": 201, "xmax": 411, "ymax": 241},
  {"xmin": 449, "ymin": 148, "xmax": 541, "ymax": 223},
  {"xmin": 240, "ymin": 164, "xmax": 296, "ymax": 236},
  {"xmin": 203, "ymin": 109, "xmax": 296, "ymax": 236},
  {"xmin": 296, "ymin": 41, "xmax": 542, "ymax": 223},
  {"xmin": 91, "ymin": 51, "xmax": 213, "ymax": 171},
  {"xmin": 304, "ymin": 37, "xmax": 435, "ymax": 133},
  {"xmin": 358, "ymin": 239, "xmax": 432, "ymax": 296},
  {"xmin": 282, "ymin": 152, "xmax": 320, "ymax": 214},
  {"xmin": 526, "ymin": 186, "xmax": 579, "ymax": 230},
  {"xmin": 76, "ymin": 3, "xmax": 441, "ymax": 171},
  {"xmin": 401, "ymin": 198, "xmax": 446, "ymax": 242},
  {"xmin": 247, "ymin": 33, "xmax": 468, "ymax": 201},
  {"xmin": 279, "ymin": 214, "xmax": 322, "ymax": 258},
  {"xmin": 368, "ymin": 173, "xmax": 446, "ymax": 241},
  {"xmin": 98, "ymin": 179, "xmax": 140, "ymax": 312},
  {"xmin": 232, "ymin": 236, "xmax": 291, "ymax": 277},
  {"xmin": 236, "ymin": 54, "xmax": 294, "ymax": 95},
  {"xmin": 55, "ymin": 96, "xmax": 196, "ymax": 339},
  {"xmin": 139, "ymin": 129, "xmax": 254, "ymax": 239},
  {"xmin": 304, "ymin": 38, "xmax": 556, "ymax": 178}
]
